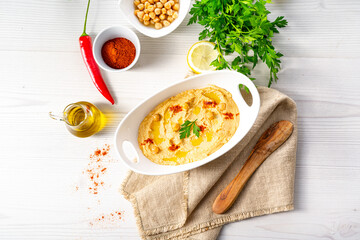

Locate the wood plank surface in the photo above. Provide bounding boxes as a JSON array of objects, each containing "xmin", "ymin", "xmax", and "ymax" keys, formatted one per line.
[{"xmin": 0, "ymin": 0, "xmax": 360, "ymax": 239}]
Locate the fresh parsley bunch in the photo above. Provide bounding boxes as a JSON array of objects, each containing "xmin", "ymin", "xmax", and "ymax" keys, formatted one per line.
[{"xmin": 188, "ymin": 0, "xmax": 288, "ymax": 87}]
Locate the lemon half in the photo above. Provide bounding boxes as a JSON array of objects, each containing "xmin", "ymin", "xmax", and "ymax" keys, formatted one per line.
[{"xmin": 187, "ymin": 41, "xmax": 218, "ymax": 74}]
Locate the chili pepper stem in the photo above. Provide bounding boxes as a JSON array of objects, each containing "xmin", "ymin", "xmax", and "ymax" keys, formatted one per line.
[{"xmin": 81, "ymin": 0, "xmax": 91, "ymax": 37}]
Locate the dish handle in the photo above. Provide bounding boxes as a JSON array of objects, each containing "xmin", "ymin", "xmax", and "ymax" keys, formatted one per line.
[
  {"xmin": 234, "ymin": 76, "xmax": 260, "ymax": 116},
  {"xmin": 115, "ymin": 120, "xmax": 144, "ymax": 168}
]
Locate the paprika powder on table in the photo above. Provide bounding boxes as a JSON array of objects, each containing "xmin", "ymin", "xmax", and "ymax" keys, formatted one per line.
[{"xmin": 101, "ymin": 38, "xmax": 136, "ymax": 69}]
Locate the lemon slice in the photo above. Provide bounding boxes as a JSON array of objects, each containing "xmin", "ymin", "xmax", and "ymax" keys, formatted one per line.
[{"xmin": 187, "ymin": 41, "xmax": 218, "ymax": 74}]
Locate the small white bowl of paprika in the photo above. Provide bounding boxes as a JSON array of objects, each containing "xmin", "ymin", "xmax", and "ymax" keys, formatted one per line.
[{"xmin": 93, "ymin": 26, "xmax": 141, "ymax": 72}]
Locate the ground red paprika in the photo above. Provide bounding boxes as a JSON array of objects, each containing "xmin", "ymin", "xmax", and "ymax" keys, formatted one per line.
[
  {"xmin": 101, "ymin": 38, "xmax": 136, "ymax": 69},
  {"xmin": 82, "ymin": 144, "xmax": 111, "ymax": 195}
]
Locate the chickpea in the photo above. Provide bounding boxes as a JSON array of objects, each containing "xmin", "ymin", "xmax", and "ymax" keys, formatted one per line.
[
  {"xmin": 160, "ymin": 0, "xmax": 167, "ymax": 4},
  {"xmin": 137, "ymin": 3, "xmax": 144, "ymax": 10},
  {"xmin": 154, "ymin": 0, "xmax": 160, "ymax": 2},
  {"xmin": 134, "ymin": 0, "xmax": 140, "ymax": 6},
  {"xmin": 161, "ymin": 7, "xmax": 167, "ymax": 14},
  {"xmin": 218, "ymin": 102, "xmax": 226, "ymax": 111},
  {"xmin": 148, "ymin": 0, "xmax": 154, "ymax": 3},
  {"xmin": 174, "ymin": 0, "xmax": 178, "ymax": 2},
  {"xmin": 134, "ymin": 9, "xmax": 140, "ymax": 15},
  {"xmin": 150, "ymin": 19, "xmax": 155, "ymax": 24},
  {"xmin": 156, "ymin": 2, "xmax": 163, "ymax": 8},
  {"xmin": 144, "ymin": 9, "xmax": 150, "ymax": 14},
  {"xmin": 144, "ymin": 2, "xmax": 150, "ymax": 8},
  {"xmin": 155, "ymin": 22, "xmax": 163, "ymax": 29},
  {"xmin": 152, "ymin": 113, "xmax": 161, "ymax": 121},
  {"xmin": 172, "ymin": 3, "xmax": 179, "ymax": 11},
  {"xmin": 154, "ymin": 8, "xmax": 161, "ymax": 15},
  {"xmin": 144, "ymin": 20, "xmax": 150, "ymax": 25},
  {"xmin": 153, "ymin": 16, "xmax": 160, "ymax": 22},
  {"xmin": 162, "ymin": 20, "xmax": 170, "ymax": 27},
  {"xmin": 149, "ymin": 11, "xmax": 156, "ymax": 19},
  {"xmin": 166, "ymin": 9, "xmax": 173, "ymax": 16},
  {"xmin": 137, "ymin": 11, "xmax": 145, "ymax": 19},
  {"xmin": 172, "ymin": 11, "xmax": 178, "ymax": 19},
  {"xmin": 141, "ymin": 0, "xmax": 146, "ymax": 3},
  {"xmin": 169, "ymin": 0, "xmax": 175, "ymax": 6},
  {"xmin": 143, "ymin": 13, "xmax": 150, "ymax": 21},
  {"xmin": 206, "ymin": 111, "xmax": 214, "ymax": 120},
  {"xmin": 164, "ymin": 2, "xmax": 171, "ymax": 9},
  {"xmin": 147, "ymin": 5, "xmax": 155, "ymax": 11},
  {"xmin": 171, "ymin": 122, "xmax": 180, "ymax": 131},
  {"xmin": 139, "ymin": 17, "xmax": 144, "ymax": 22},
  {"xmin": 163, "ymin": 20, "xmax": 170, "ymax": 27},
  {"xmin": 167, "ymin": 15, "xmax": 174, "ymax": 22},
  {"xmin": 159, "ymin": 13, "xmax": 166, "ymax": 20},
  {"xmin": 150, "ymin": 145, "xmax": 160, "ymax": 154}
]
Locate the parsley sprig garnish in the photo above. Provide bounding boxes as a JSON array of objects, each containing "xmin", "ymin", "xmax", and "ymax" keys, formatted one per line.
[
  {"xmin": 179, "ymin": 119, "xmax": 200, "ymax": 139},
  {"xmin": 188, "ymin": 0, "xmax": 288, "ymax": 87}
]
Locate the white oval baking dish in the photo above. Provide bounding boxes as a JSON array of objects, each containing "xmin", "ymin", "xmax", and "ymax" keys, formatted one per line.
[{"xmin": 114, "ymin": 70, "xmax": 260, "ymax": 175}]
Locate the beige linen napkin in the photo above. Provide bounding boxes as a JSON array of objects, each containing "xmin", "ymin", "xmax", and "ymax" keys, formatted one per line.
[{"xmin": 121, "ymin": 86, "xmax": 297, "ymax": 240}]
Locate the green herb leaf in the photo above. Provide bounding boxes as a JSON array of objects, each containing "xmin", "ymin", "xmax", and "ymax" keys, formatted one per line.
[
  {"xmin": 239, "ymin": 84, "xmax": 250, "ymax": 93},
  {"xmin": 193, "ymin": 124, "xmax": 200, "ymax": 137},
  {"xmin": 179, "ymin": 119, "xmax": 200, "ymax": 139},
  {"xmin": 188, "ymin": 0, "xmax": 287, "ymax": 87}
]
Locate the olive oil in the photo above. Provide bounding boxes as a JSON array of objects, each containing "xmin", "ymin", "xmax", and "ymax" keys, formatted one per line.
[
  {"xmin": 63, "ymin": 101, "xmax": 105, "ymax": 138},
  {"xmin": 191, "ymin": 136, "xmax": 203, "ymax": 146},
  {"xmin": 67, "ymin": 107, "xmax": 86, "ymax": 126},
  {"xmin": 163, "ymin": 157, "xmax": 177, "ymax": 162},
  {"xmin": 151, "ymin": 120, "xmax": 165, "ymax": 145},
  {"xmin": 203, "ymin": 92, "xmax": 221, "ymax": 104},
  {"xmin": 206, "ymin": 131, "xmax": 213, "ymax": 142},
  {"xmin": 193, "ymin": 106, "xmax": 201, "ymax": 115},
  {"xmin": 175, "ymin": 151, "xmax": 188, "ymax": 158}
]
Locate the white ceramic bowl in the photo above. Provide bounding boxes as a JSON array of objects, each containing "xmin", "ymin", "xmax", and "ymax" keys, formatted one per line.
[
  {"xmin": 93, "ymin": 26, "xmax": 140, "ymax": 72},
  {"xmin": 114, "ymin": 70, "xmax": 260, "ymax": 175},
  {"xmin": 118, "ymin": 0, "xmax": 191, "ymax": 38}
]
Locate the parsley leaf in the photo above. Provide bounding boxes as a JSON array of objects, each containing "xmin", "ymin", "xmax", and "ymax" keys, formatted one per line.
[
  {"xmin": 179, "ymin": 119, "xmax": 200, "ymax": 139},
  {"xmin": 188, "ymin": 0, "xmax": 288, "ymax": 87},
  {"xmin": 193, "ymin": 124, "xmax": 200, "ymax": 137}
]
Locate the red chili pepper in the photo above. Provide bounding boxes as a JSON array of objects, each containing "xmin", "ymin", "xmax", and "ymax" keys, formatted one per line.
[{"xmin": 79, "ymin": 0, "xmax": 114, "ymax": 105}]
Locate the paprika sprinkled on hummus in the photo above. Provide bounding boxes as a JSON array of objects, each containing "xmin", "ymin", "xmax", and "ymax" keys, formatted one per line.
[
  {"xmin": 141, "ymin": 138, "xmax": 154, "ymax": 145},
  {"xmin": 169, "ymin": 144, "xmax": 180, "ymax": 151},
  {"xmin": 138, "ymin": 85, "xmax": 240, "ymax": 165},
  {"xmin": 169, "ymin": 105, "xmax": 183, "ymax": 113},
  {"xmin": 223, "ymin": 112, "xmax": 234, "ymax": 120},
  {"xmin": 199, "ymin": 125, "xmax": 206, "ymax": 132},
  {"xmin": 203, "ymin": 101, "xmax": 218, "ymax": 108}
]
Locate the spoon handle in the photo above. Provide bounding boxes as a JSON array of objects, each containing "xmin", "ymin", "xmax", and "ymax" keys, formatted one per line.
[{"xmin": 212, "ymin": 120, "xmax": 294, "ymax": 214}]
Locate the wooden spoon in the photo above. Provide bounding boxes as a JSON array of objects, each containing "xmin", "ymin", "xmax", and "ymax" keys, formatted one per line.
[{"xmin": 212, "ymin": 120, "xmax": 294, "ymax": 214}]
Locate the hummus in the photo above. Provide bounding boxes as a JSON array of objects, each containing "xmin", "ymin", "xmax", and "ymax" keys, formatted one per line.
[{"xmin": 138, "ymin": 85, "xmax": 240, "ymax": 165}]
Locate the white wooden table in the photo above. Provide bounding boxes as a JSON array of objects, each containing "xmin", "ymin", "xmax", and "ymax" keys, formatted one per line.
[{"xmin": 1, "ymin": 0, "xmax": 360, "ymax": 239}]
